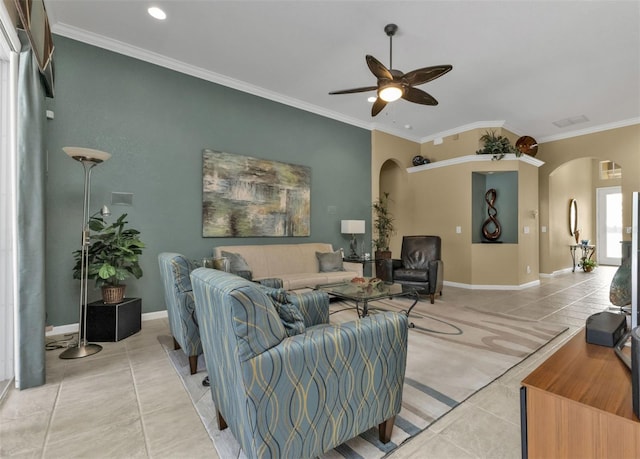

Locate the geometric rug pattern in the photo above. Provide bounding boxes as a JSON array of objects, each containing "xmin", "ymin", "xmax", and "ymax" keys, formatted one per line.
[{"xmin": 162, "ymin": 296, "xmax": 568, "ymax": 458}]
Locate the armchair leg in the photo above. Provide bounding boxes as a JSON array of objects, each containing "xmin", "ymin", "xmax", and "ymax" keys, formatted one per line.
[
  {"xmin": 188, "ymin": 355, "xmax": 198, "ymax": 375},
  {"xmin": 173, "ymin": 337, "xmax": 180, "ymax": 351},
  {"xmin": 378, "ymin": 416, "xmax": 395, "ymax": 444},
  {"xmin": 217, "ymin": 410, "xmax": 228, "ymax": 430},
  {"xmin": 430, "ymin": 293, "xmax": 435, "ymax": 304}
]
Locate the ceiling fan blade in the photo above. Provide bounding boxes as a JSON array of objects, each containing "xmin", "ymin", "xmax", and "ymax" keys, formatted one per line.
[
  {"xmin": 371, "ymin": 98, "xmax": 387, "ymax": 116},
  {"xmin": 366, "ymin": 55, "xmax": 393, "ymax": 81},
  {"xmin": 329, "ymin": 86, "xmax": 378, "ymax": 95},
  {"xmin": 403, "ymin": 65, "xmax": 453, "ymax": 86},
  {"xmin": 403, "ymin": 87, "xmax": 438, "ymax": 105}
]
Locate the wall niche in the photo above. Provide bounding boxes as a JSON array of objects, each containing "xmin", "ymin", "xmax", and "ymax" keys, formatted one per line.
[{"xmin": 472, "ymin": 171, "xmax": 518, "ymax": 244}]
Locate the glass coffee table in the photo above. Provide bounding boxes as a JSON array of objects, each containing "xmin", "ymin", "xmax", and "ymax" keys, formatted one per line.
[{"xmin": 313, "ymin": 280, "xmax": 419, "ymax": 318}]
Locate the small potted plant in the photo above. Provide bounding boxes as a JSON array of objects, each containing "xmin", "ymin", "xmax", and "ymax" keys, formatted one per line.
[
  {"xmin": 476, "ymin": 130, "xmax": 520, "ymax": 160},
  {"xmin": 580, "ymin": 258, "xmax": 597, "ymax": 273},
  {"xmin": 73, "ymin": 213, "xmax": 145, "ymax": 303}
]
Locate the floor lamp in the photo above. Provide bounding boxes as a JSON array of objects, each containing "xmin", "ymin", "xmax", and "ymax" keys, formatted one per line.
[{"xmin": 60, "ymin": 147, "xmax": 111, "ymax": 360}]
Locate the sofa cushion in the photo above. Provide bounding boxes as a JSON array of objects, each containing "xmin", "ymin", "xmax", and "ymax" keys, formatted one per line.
[
  {"xmin": 316, "ymin": 250, "xmax": 345, "ymax": 272},
  {"xmin": 221, "ymin": 251, "xmax": 252, "ymax": 278}
]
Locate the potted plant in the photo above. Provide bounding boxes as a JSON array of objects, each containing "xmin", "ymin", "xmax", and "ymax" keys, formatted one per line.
[
  {"xmin": 373, "ymin": 192, "xmax": 395, "ymax": 259},
  {"xmin": 476, "ymin": 130, "xmax": 520, "ymax": 160},
  {"xmin": 580, "ymin": 258, "xmax": 597, "ymax": 273},
  {"xmin": 73, "ymin": 213, "xmax": 145, "ymax": 303}
]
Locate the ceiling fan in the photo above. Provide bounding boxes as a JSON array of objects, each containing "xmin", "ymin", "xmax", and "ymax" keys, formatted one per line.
[{"xmin": 329, "ymin": 24, "xmax": 453, "ymax": 117}]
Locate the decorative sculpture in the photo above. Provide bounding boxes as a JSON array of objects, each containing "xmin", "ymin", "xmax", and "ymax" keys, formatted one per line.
[{"xmin": 482, "ymin": 188, "xmax": 501, "ymax": 241}]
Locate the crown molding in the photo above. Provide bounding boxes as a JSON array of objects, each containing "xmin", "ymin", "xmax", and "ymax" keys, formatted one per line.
[
  {"xmin": 419, "ymin": 121, "xmax": 507, "ymax": 144},
  {"xmin": 51, "ymin": 23, "xmax": 373, "ymax": 132},
  {"xmin": 537, "ymin": 117, "xmax": 640, "ymax": 143}
]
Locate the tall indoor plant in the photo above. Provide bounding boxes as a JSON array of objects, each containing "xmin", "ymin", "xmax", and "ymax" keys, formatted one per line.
[
  {"xmin": 373, "ymin": 192, "xmax": 395, "ymax": 258},
  {"xmin": 73, "ymin": 213, "xmax": 145, "ymax": 303}
]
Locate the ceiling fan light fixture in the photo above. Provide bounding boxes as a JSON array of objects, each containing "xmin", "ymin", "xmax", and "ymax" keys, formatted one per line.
[{"xmin": 378, "ymin": 84, "xmax": 403, "ymax": 102}]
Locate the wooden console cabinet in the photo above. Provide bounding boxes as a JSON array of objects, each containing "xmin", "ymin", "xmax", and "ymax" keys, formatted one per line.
[{"xmin": 521, "ymin": 329, "xmax": 640, "ymax": 458}]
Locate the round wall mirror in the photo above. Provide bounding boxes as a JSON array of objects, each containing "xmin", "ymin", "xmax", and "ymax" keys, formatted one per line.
[{"xmin": 569, "ymin": 199, "xmax": 578, "ymax": 236}]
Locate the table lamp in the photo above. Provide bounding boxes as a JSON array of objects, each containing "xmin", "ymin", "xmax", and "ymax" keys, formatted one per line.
[{"xmin": 341, "ymin": 220, "xmax": 365, "ymax": 259}]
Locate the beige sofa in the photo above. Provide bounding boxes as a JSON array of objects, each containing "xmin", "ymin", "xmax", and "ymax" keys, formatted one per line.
[{"xmin": 213, "ymin": 243, "xmax": 363, "ymax": 290}]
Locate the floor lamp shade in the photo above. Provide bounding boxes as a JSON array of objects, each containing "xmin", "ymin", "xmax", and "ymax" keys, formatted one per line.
[
  {"xmin": 59, "ymin": 147, "xmax": 111, "ymax": 359},
  {"xmin": 341, "ymin": 220, "xmax": 365, "ymax": 258}
]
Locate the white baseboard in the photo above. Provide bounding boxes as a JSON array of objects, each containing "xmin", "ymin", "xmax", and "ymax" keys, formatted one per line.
[
  {"xmin": 46, "ymin": 310, "xmax": 168, "ymax": 337},
  {"xmin": 443, "ymin": 279, "xmax": 541, "ymax": 290}
]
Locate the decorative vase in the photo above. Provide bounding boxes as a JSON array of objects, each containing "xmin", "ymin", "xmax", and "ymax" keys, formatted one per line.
[
  {"xmin": 610, "ymin": 241, "xmax": 632, "ymax": 306},
  {"xmin": 102, "ymin": 285, "xmax": 126, "ymax": 304}
]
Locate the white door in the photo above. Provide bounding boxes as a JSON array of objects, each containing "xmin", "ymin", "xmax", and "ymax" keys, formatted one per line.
[{"xmin": 596, "ymin": 186, "xmax": 623, "ymax": 266}]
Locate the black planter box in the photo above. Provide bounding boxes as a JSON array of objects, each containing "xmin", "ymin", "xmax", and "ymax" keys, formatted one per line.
[{"xmin": 86, "ymin": 297, "xmax": 141, "ymax": 342}]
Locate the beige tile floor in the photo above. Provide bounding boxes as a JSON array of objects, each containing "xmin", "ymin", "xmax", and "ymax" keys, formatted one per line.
[{"xmin": 0, "ymin": 267, "xmax": 618, "ymax": 458}]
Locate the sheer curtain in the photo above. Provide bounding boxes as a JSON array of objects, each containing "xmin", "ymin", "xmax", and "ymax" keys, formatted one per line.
[
  {"xmin": 0, "ymin": 51, "xmax": 15, "ymax": 391},
  {"xmin": 15, "ymin": 30, "xmax": 47, "ymax": 389},
  {"xmin": 0, "ymin": 4, "xmax": 19, "ymax": 393}
]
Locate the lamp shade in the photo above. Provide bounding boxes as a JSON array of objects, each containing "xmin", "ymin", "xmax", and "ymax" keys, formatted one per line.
[
  {"xmin": 63, "ymin": 147, "xmax": 111, "ymax": 163},
  {"xmin": 341, "ymin": 220, "xmax": 365, "ymax": 234}
]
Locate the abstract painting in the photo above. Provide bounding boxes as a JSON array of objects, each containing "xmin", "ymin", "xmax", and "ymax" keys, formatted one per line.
[{"xmin": 202, "ymin": 149, "xmax": 311, "ymax": 237}]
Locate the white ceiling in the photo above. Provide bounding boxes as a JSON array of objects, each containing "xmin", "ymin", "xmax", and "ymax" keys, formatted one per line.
[{"xmin": 45, "ymin": 1, "xmax": 640, "ymax": 143}]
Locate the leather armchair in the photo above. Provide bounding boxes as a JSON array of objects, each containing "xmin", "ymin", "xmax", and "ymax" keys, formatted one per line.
[
  {"xmin": 158, "ymin": 252, "xmax": 202, "ymax": 374},
  {"xmin": 190, "ymin": 268, "xmax": 408, "ymax": 459},
  {"xmin": 382, "ymin": 235, "xmax": 444, "ymax": 304}
]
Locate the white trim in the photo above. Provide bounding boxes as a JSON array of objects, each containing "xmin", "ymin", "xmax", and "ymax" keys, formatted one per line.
[
  {"xmin": 0, "ymin": 2, "xmax": 21, "ymax": 55},
  {"xmin": 537, "ymin": 118, "xmax": 640, "ymax": 144},
  {"xmin": 45, "ymin": 309, "xmax": 168, "ymax": 337},
  {"xmin": 52, "ymin": 23, "xmax": 372, "ymax": 132},
  {"xmin": 407, "ymin": 153, "xmax": 544, "ymax": 173},
  {"xmin": 443, "ymin": 279, "xmax": 541, "ymax": 290},
  {"xmin": 419, "ymin": 121, "xmax": 507, "ymax": 144},
  {"xmin": 51, "ymin": 23, "xmax": 639, "ymax": 145}
]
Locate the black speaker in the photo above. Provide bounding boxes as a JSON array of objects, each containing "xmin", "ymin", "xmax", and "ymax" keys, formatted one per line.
[
  {"xmin": 86, "ymin": 297, "xmax": 141, "ymax": 342},
  {"xmin": 632, "ymin": 327, "xmax": 640, "ymax": 418}
]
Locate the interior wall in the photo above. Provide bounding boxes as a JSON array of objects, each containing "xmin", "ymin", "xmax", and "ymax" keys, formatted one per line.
[
  {"xmin": 538, "ymin": 124, "xmax": 640, "ymax": 274},
  {"xmin": 44, "ymin": 36, "xmax": 372, "ymax": 326},
  {"xmin": 547, "ymin": 159, "xmax": 593, "ymax": 273},
  {"xmin": 371, "ymin": 130, "xmax": 420, "ymax": 257}
]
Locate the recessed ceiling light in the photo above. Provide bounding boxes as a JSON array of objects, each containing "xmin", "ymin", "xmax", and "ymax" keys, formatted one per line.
[
  {"xmin": 367, "ymin": 96, "xmax": 377, "ymax": 103},
  {"xmin": 148, "ymin": 6, "xmax": 167, "ymax": 20}
]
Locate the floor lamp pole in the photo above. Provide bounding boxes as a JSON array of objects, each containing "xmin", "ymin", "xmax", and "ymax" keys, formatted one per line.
[{"xmin": 60, "ymin": 148, "xmax": 111, "ymax": 360}]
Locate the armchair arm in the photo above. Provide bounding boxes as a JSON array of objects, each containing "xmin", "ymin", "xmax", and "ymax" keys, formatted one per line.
[
  {"xmin": 379, "ymin": 258, "xmax": 402, "ymax": 282},
  {"xmin": 286, "ymin": 290, "xmax": 330, "ymax": 327},
  {"xmin": 428, "ymin": 259, "xmax": 444, "ymax": 295},
  {"xmin": 254, "ymin": 277, "xmax": 284, "ymax": 289},
  {"xmin": 239, "ymin": 311, "xmax": 408, "ymax": 458}
]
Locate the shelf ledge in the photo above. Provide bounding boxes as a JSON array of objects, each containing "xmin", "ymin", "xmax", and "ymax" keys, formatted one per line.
[{"xmin": 407, "ymin": 154, "xmax": 545, "ymax": 173}]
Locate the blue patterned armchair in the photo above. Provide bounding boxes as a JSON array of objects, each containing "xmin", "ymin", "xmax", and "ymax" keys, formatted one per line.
[
  {"xmin": 158, "ymin": 252, "xmax": 202, "ymax": 374},
  {"xmin": 190, "ymin": 268, "xmax": 408, "ymax": 459}
]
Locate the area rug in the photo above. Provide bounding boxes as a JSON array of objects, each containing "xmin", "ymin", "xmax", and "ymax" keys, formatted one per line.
[{"xmin": 161, "ymin": 297, "xmax": 568, "ymax": 458}]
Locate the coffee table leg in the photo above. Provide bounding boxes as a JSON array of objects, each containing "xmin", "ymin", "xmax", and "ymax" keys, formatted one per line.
[{"xmin": 405, "ymin": 292, "xmax": 420, "ymax": 328}]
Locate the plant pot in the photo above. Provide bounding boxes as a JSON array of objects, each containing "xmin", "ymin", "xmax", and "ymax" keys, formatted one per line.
[
  {"xmin": 374, "ymin": 250, "xmax": 392, "ymax": 281},
  {"xmin": 102, "ymin": 285, "xmax": 126, "ymax": 304}
]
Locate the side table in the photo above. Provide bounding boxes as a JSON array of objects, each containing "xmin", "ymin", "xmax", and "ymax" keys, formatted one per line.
[
  {"xmin": 569, "ymin": 244, "xmax": 595, "ymax": 272},
  {"xmin": 86, "ymin": 297, "xmax": 142, "ymax": 342}
]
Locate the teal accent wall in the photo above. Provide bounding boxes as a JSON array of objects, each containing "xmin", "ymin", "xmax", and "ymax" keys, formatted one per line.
[{"xmin": 45, "ymin": 36, "xmax": 371, "ymax": 326}]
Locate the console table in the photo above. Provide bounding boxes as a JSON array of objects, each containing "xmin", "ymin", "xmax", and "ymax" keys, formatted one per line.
[
  {"xmin": 569, "ymin": 244, "xmax": 595, "ymax": 272},
  {"xmin": 520, "ymin": 329, "xmax": 640, "ymax": 458}
]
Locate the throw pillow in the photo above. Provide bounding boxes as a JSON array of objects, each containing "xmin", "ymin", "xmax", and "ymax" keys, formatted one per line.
[
  {"xmin": 262, "ymin": 287, "xmax": 305, "ymax": 337},
  {"xmin": 316, "ymin": 250, "xmax": 345, "ymax": 272},
  {"xmin": 220, "ymin": 251, "xmax": 252, "ymax": 279}
]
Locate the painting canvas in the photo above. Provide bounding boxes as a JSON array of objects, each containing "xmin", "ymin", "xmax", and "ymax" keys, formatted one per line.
[{"xmin": 202, "ymin": 149, "xmax": 311, "ymax": 237}]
